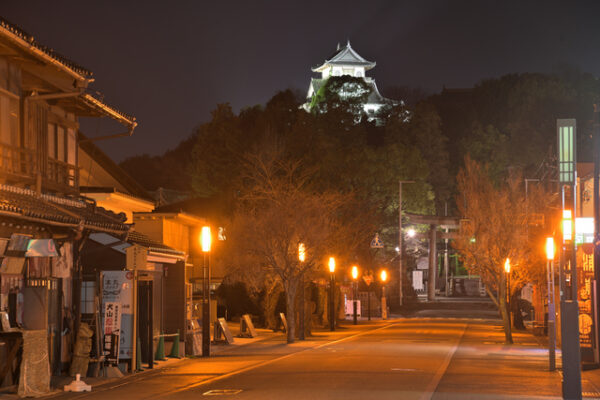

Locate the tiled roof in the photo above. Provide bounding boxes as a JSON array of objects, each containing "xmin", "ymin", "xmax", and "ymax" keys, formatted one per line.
[
  {"xmin": 80, "ymin": 93, "xmax": 136, "ymax": 128},
  {"xmin": 0, "ymin": 184, "xmax": 129, "ymax": 234},
  {"xmin": 126, "ymin": 230, "xmax": 185, "ymax": 257},
  {"xmin": 0, "ymin": 17, "xmax": 92, "ymax": 78},
  {"xmin": 312, "ymin": 42, "xmax": 376, "ymax": 72}
]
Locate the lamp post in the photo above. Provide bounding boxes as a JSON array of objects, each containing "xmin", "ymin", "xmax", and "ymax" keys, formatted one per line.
[
  {"xmin": 201, "ymin": 226, "xmax": 212, "ymax": 357},
  {"xmin": 328, "ymin": 257, "xmax": 335, "ymax": 331},
  {"xmin": 298, "ymin": 243, "xmax": 306, "ymax": 341},
  {"xmin": 546, "ymin": 237, "xmax": 556, "ymax": 371},
  {"xmin": 504, "ymin": 257, "xmax": 512, "ymax": 340},
  {"xmin": 351, "ymin": 265, "xmax": 358, "ymax": 325},
  {"xmin": 380, "ymin": 269, "xmax": 388, "ymax": 320}
]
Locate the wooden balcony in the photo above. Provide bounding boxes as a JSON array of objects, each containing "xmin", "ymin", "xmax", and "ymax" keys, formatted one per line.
[
  {"xmin": 0, "ymin": 143, "xmax": 78, "ymax": 192},
  {"xmin": 0, "ymin": 143, "xmax": 36, "ymax": 178},
  {"xmin": 46, "ymin": 158, "xmax": 78, "ymax": 189}
]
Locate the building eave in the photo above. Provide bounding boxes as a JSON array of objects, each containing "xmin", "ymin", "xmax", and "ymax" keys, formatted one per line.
[{"xmin": 0, "ymin": 17, "xmax": 93, "ymax": 84}]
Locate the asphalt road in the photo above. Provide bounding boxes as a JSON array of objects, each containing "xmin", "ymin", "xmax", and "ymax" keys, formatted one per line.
[{"xmin": 48, "ymin": 317, "xmax": 586, "ymax": 400}]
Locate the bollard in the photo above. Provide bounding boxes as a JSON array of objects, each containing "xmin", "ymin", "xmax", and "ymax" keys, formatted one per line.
[
  {"xmin": 155, "ymin": 333, "xmax": 166, "ymax": 361},
  {"xmin": 169, "ymin": 330, "xmax": 180, "ymax": 358}
]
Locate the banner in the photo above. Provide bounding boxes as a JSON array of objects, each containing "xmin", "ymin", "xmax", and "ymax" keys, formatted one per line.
[
  {"xmin": 103, "ymin": 301, "xmax": 121, "ymax": 364},
  {"xmin": 102, "ymin": 271, "xmax": 134, "ymax": 359},
  {"xmin": 577, "ymin": 243, "xmax": 597, "ymax": 362}
]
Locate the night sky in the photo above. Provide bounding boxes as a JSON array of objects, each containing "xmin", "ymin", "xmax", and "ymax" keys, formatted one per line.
[{"xmin": 4, "ymin": 1, "xmax": 600, "ymax": 162}]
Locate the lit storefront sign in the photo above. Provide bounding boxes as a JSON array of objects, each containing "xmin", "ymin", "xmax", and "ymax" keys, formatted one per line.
[{"xmin": 575, "ymin": 217, "xmax": 594, "ymax": 245}]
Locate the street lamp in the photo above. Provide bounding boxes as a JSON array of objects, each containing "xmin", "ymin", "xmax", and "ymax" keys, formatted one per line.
[
  {"xmin": 328, "ymin": 257, "xmax": 335, "ymax": 331},
  {"xmin": 545, "ymin": 237, "xmax": 556, "ymax": 371},
  {"xmin": 380, "ymin": 269, "xmax": 388, "ymax": 320},
  {"xmin": 406, "ymin": 228, "xmax": 416, "ymax": 238},
  {"xmin": 200, "ymin": 226, "xmax": 212, "ymax": 357},
  {"xmin": 351, "ymin": 265, "xmax": 358, "ymax": 325},
  {"xmin": 298, "ymin": 243, "xmax": 306, "ymax": 340}
]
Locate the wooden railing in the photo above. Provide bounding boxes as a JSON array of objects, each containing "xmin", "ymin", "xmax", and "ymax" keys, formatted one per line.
[
  {"xmin": 46, "ymin": 158, "xmax": 78, "ymax": 188},
  {"xmin": 0, "ymin": 143, "xmax": 36, "ymax": 177},
  {"xmin": 0, "ymin": 142, "xmax": 78, "ymax": 189}
]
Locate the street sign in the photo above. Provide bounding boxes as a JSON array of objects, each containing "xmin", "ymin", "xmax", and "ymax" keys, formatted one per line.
[{"xmin": 370, "ymin": 233, "xmax": 384, "ymax": 248}]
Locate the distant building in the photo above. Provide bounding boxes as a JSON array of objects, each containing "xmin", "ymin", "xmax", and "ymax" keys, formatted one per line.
[{"xmin": 303, "ymin": 41, "xmax": 398, "ymax": 121}]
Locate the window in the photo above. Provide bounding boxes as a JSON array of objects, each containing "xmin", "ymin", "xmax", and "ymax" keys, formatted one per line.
[
  {"xmin": 47, "ymin": 123, "xmax": 72, "ymax": 164},
  {"xmin": 80, "ymin": 281, "xmax": 96, "ymax": 314}
]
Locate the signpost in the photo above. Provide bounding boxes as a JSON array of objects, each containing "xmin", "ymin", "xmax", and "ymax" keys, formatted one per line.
[{"xmin": 557, "ymin": 118, "xmax": 582, "ymax": 399}]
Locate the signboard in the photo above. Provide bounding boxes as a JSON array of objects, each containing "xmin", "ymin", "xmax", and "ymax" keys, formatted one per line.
[
  {"xmin": 370, "ymin": 233, "xmax": 384, "ymax": 249},
  {"xmin": 279, "ymin": 313, "xmax": 288, "ymax": 333},
  {"xmin": 412, "ymin": 270, "xmax": 424, "ymax": 290},
  {"xmin": 216, "ymin": 318, "xmax": 234, "ymax": 344},
  {"xmin": 576, "ymin": 243, "xmax": 597, "ymax": 363},
  {"xmin": 5, "ymin": 234, "xmax": 31, "ymax": 257},
  {"xmin": 126, "ymin": 244, "xmax": 147, "ymax": 270},
  {"xmin": 102, "ymin": 271, "xmax": 134, "ymax": 359},
  {"xmin": 557, "ymin": 119, "xmax": 576, "ymax": 184},
  {"xmin": 239, "ymin": 314, "xmax": 257, "ymax": 338},
  {"xmin": 103, "ymin": 302, "xmax": 121, "ymax": 364}
]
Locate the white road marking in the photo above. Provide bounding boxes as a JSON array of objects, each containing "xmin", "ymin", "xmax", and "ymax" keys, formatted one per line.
[
  {"xmin": 419, "ymin": 323, "xmax": 467, "ymax": 400},
  {"xmin": 165, "ymin": 321, "xmax": 401, "ymax": 395}
]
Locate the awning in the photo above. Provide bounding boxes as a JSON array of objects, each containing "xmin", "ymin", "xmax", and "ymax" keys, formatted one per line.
[{"xmin": 25, "ymin": 239, "xmax": 59, "ymax": 257}]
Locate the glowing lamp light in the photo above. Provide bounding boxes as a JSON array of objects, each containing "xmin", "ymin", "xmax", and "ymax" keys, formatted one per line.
[
  {"xmin": 545, "ymin": 237, "xmax": 555, "ymax": 261},
  {"xmin": 200, "ymin": 226, "xmax": 211, "ymax": 252},
  {"xmin": 504, "ymin": 258, "xmax": 510, "ymax": 274},
  {"xmin": 328, "ymin": 257, "xmax": 335, "ymax": 273},
  {"xmin": 380, "ymin": 269, "xmax": 388, "ymax": 282},
  {"xmin": 563, "ymin": 209, "xmax": 573, "ymax": 241},
  {"xmin": 406, "ymin": 228, "xmax": 416, "ymax": 238},
  {"xmin": 351, "ymin": 265, "xmax": 358, "ymax": 280},
  {"xmin": 298, "ymin": 243, "xmax": 306, "ymax": 262}
]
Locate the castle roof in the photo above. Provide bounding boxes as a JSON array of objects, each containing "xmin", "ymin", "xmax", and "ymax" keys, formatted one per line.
[{"xmin": 312, "ymin": 41, "xmax": 376, "ymax": 72}]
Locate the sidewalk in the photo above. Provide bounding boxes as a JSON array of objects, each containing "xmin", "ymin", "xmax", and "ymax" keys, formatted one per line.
[{"xmin": 0, "ymin": 321, "xmax": 283, "ymax": 398}]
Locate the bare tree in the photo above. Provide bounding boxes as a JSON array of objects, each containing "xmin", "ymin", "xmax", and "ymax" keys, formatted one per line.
[
  {"xmin": 227, "ymin": 152, "xmax": 344, "ymax": 343},
  {"xmin": 453, "ymin": 158, "xmax": 546, "ymax": 344}
]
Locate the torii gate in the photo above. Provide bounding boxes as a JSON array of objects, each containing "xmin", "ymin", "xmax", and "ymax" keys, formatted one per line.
[{"xmin": 405, "ymin": 214, "xmax": 461, "ymax": 301}]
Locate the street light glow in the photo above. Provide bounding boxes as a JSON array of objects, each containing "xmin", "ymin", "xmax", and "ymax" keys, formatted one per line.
[
  {"xmin": 380, "ymin": 269, "xmax": 387, "ymax": 282},
  {"xmin": 407, "ymin": 228, "xmax": 416, "ymax": 238},
  {"xmin": 298, "ymin": 243, "xmax": 306, "ymax": 262},
  {"xmin": 201, "ymin": 226, "xmax": 211, "ymax": 252},
  {"xmin": 328, "ymin": 256, "xmax": 335, "ymax": 273},
  {"xmin": 504, "ymin": 258, "xmax": 510, "ymax": 274},
  {"xmin": 545, "ymin": 237, "xmax": 555, "ymax": 261},
  {"xmin": 351, "ymin": 265, "xmax": 358, "ymax": 280}
]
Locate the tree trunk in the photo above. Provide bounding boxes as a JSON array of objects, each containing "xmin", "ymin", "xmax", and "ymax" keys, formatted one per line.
[
  {"xmin": 511, "ymin": 292, "xmax": 526, "ymax": 330},
  {"xmin": 499, "ymin": 286, "xmax": 513, "ymax": 344},
  {"xmin": 285, "ymin": 280, "xmax": 298, "ymax": 343}
]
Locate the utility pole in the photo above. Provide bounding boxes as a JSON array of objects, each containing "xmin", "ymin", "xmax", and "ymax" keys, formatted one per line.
[{"xmin": 398, "ymin": 180, "xmax": 414, "ymax": 307}]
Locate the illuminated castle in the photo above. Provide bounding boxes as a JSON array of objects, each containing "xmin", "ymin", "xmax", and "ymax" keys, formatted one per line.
[{"xmin": 303, "ymin": 41, "xmax": 396, "ymax": 119}]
